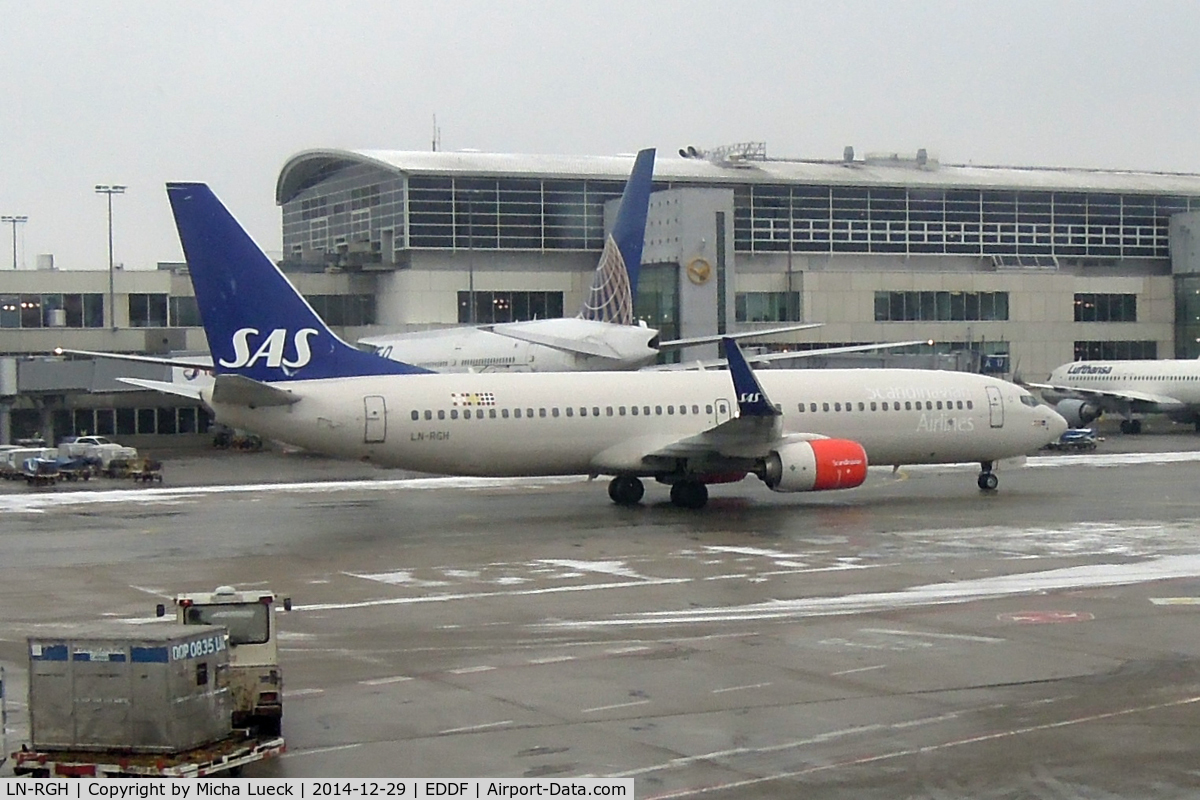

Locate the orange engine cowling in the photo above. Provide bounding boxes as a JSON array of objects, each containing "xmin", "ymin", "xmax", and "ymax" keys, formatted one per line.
[{"xmin": 762, "ymin": 438, "xmax": 868, "ymax": 493}]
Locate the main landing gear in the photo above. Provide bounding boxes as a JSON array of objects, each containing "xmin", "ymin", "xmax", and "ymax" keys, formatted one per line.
[
  {"xmin": 669, "ymin": 480, "xmax": 708, "ymax": 509},
  {"xmin": 608, "ymin": 475, "xmax": 645, "ymax": 506},
  {"xmin": 607, "ymin": 476, "xmax": 709, "ymax": 509},
  {"xmin": 977, "ymin": 461, "xmax": 999, "ymax": 491},
  {"xmin": 1119, "ymin": 419, "xmax": 1143, "ymax": 434}
]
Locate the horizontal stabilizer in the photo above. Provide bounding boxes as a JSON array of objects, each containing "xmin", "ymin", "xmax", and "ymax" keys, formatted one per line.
[
  {"xmin": 116, "ymin": 377, "xmax": 205, "ymax": 401},
  {"xmin": 212, "ymin": 374, "xmax": 300, "ymax": 407},
  {"xmin": 55, "ymin": 347, "xmax": 213, "ymax": 370}
]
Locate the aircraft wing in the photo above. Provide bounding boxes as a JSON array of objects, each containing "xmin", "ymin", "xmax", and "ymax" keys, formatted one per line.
[
  {"xmin": 591, "ymin": 338, "xmax": 793, "ymax": 471},
  {"xmin": 53, "ymin": 347, "xmax": 213, "ymax": 370},
  {"xmin": 1025, "ymin": 382, "xmax": 1185, "ymax": 409},
  {"xmin": 659, "ymin": 323, "xmax": 823, "ymax": 350},
  {"xmin": 487, "ymin": 323, "xmax": 625, "ymax": 358},
  {"xmin": 646, "ymin": 339, "xmax": 934, "ymax": 371}
]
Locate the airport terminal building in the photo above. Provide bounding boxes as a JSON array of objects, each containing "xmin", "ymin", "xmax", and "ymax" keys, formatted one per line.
[{"xmin": 6, "ymin": 143, "xmax": 1200, "ymax": 444}]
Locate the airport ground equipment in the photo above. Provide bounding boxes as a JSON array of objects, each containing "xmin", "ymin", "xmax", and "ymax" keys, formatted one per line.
[
  {"xmin": 130, "ymin": 457, "xmax": 164, "ymax": 483},
  {"xmin": 158, "ymin": 586, "xmax": 291, "ymax": 736},
  {"xmin": 21, "ymin": 457, "xmax": 59, "ymax": 486},
  {"xmin": 10, "ymin": 624, "xmax": 284, "ymax": 777},
  {"xmin": 58, "ymin": 435, "xmax": 138, "ymax": 471},
  {"xmin": 1043, "ymin": 428, "xmax": 1100, "ymax": 452}
]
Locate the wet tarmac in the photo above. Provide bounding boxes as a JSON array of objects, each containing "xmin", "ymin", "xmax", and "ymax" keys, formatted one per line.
[{"xmin": 3, "ymin": 426, "xmax": 1200, "ymax": 797}]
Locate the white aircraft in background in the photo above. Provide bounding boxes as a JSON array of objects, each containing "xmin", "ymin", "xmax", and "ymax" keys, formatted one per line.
[
  {"xmin": 357, "ymin": 147, "xmax": 910, "ymax": 372},
  {"xmin": 115, "ymin": 182, "xmax": 1066, "ymax": 509},
  {"xmin": 1028, "ymin": 358, "xmax": 1200, "ymax": 434}
]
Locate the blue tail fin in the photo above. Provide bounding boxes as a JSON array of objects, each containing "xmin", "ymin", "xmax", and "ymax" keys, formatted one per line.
[
  {"xmin": 578, "ymin": 148, "xmax": 655, "ymax": 325},
  {"xmin": 166, "ymin": 182, "xmax": 430, "ymax": 382}
]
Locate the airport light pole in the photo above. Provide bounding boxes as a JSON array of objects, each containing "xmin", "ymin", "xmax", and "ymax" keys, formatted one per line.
[
  {"xmin": 0, "ymin": 215, "xmax": 27, "ymax": 270},
  {"xmin": 95, "ymin": 185, "xmax": 125, "ymax": 330}
]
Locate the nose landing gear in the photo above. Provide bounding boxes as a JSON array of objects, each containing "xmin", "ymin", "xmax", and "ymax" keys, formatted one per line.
[{"xmin": 978, "ymin": 461, "xmax": 999, "ymax": 491}]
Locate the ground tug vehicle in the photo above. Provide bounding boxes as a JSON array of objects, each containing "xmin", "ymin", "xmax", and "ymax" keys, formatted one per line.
[{"xmin": 9, "ymin": 587, "xmax": 289, "ymax": 777}]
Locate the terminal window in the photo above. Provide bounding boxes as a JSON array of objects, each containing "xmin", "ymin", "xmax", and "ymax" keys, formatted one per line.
[
  {"xmin": 457, "ymin": 291, "xmax": 564, "ymax": 324},
  {"xmin": 1074, "ymin": 293, "xmax": 1137, "ymax": 322},
  {"xmin": 128, "ymin": 293, "xmax": 168, "ymax": 328},
  {"xmin": 1074, "ymin": 340, "xmax": 1157, "ymax": 360},
  {"xmin": 736, "ymin": 292, "xmax": 802, "ymax": 323},
  {"xmin": 874, "ymin": 291, "xmax": 1009, "ymax": 322}
]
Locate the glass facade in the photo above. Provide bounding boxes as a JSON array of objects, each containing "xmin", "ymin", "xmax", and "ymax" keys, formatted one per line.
[
  {"xmin": 285, "ymin": 163, "xmax": 1200, "ymax": 262},
  {"xmin": 733, "ymin": 185, "xmax": 1197, "ymax": 258},
  {"xmin": 1176, "ymin": 275, "xmax": 1200, "ymax": 358}
]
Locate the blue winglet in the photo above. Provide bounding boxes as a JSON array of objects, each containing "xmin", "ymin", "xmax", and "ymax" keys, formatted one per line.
[
  {"xmin": 167, "ymin": 182, "xmax": 431, "ymax": 382},
  {"xmin": 724, "ymin": 337, "xmax": 779, "ymax": 417}
]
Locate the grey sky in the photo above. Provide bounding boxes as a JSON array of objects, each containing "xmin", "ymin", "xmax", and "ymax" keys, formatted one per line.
[{"xmin": 2, "ymin": 0, "xmax": 1198, "ymax": 271}]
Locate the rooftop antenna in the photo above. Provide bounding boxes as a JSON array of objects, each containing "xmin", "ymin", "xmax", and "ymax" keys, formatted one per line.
[{"xmin": 432, "ymin": 114, "xmax": 441, "ymax": 152}]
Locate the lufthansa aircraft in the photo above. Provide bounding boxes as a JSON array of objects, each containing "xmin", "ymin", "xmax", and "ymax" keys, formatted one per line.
[
  {"xmin": 359, "ymin": 147, "xmax": 820, "ymax": 373},
  {"xmin": 1029, "ymin": 358, "xmax": 1200, "ymax": 433},
  {"xmin": 131, "ymin": 183, "xmax": 1065, "ymax": 509}
]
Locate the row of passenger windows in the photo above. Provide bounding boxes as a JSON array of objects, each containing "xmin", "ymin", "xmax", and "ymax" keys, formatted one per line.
[
  {"xmin": 409, "ymin": 398, "xmax": 976, "ymax": 421},
  {"xmin": 412, "ymin": 404, "xmax": 715, "ymax": 421},
  {"xmin": 798, "ymin": 399, "xmax": 974, "ymax": 412}
]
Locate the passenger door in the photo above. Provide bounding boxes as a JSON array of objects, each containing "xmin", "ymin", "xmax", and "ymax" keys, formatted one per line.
[
  {"xmin": 364, "ymin": 395, "xmax": 387, "ymax": 443},
  {"xmin": 985, "ymin": 386, "xmax": 1004, "ymax": 428}
]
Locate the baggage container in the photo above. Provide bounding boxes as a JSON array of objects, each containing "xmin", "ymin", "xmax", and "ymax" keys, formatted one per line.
[{"xmin": 28, "ymin": 624, "xmax": 231, "ymax": 754}]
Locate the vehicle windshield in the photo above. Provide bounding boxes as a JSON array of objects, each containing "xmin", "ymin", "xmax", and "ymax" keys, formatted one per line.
[{"xmin": 184, "ymin": 602, "xmax": 269, "ymax": 645}]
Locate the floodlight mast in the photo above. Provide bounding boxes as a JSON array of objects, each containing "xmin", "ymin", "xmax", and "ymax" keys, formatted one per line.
[
  {"xmin": 95, "ymin": 185, "xmax": 126, "ymax": 330},
  {"xmin": 0, "ymin": 215, "xmax": 27, "ymax": 270}
]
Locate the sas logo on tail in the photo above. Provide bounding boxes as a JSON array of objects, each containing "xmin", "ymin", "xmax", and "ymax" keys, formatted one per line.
[{"xmin": 221, "ymin": 327, "xmax": 319, "ymax": 369}]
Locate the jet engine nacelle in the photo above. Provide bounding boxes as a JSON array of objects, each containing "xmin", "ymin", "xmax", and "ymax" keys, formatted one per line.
[
  {"xmin": 1054, "ymin": 398, "xmax": 1102, "ymax": 428},
  {"xmin": 762, "ymin": 439, "xmax": 868, "ymax": 493}
]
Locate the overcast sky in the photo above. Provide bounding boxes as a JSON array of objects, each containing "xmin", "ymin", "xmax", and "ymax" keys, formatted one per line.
[{"xmin": 2, "ymin": 0, "xmax": 1199, "ymax": 271}]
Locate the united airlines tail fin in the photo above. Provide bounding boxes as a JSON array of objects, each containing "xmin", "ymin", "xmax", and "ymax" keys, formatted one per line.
[
  {"xmin": 166, "ymin": 182, "xmax": 429, "ymax": 382},
  {"xmin": 578, "ymin": 148, "xmax": 655, "ymax": 325}
]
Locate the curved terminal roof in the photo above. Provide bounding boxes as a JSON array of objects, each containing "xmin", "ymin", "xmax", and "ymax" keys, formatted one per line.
[{"xmin": 277, "ymin": 148, "xmax": 1200, "ymax": 206}]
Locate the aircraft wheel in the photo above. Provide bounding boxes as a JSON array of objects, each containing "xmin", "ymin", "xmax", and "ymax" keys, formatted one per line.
[
  {"xmin": 608, "ymin": 476, "xmax": 645, "ymax": 506},
  {"xmin": 977, "ymin": 471, "xmax": 999, "ymax": 491},
  {"xmin": 670, "ymin": 480, "xmax": 708, "ymax": 509}
]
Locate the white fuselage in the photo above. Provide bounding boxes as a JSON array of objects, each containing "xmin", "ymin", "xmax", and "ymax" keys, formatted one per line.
[
  {"xmin": 205, "ymin": 369, "xmax": 1064, "ymax": 477},
  {"xmin": 1044, "ymin": 360, "xmax": 1200, "ymax": 412},
  {"xmin": 360, "ymin": 318, "xmax": 660, "ymax": 373}
]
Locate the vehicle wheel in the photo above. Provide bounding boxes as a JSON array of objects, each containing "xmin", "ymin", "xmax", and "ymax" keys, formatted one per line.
[
  {"xmin": 978, "ymin": 472, "xmax": 999, "ymax": 491},
  {"xmin": 670, "ymin": 480, "xmax": 708, "ymax": 509},
  {"xmin": 608, "ymin": 476, "xmax": 644, "ymax": 506}
]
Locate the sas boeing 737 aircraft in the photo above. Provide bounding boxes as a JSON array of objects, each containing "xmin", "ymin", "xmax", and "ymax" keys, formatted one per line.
[
  {"xmin": 358, "ymin": 147, "xmax": 821, "ymax": 372},
  {"xmin": 130, "ymin": 182, "xmax": 1065, "ymax": 509},
  {"xmin": 1029, "ymin": 358, "xmax": 1200, "ymax": 433}
]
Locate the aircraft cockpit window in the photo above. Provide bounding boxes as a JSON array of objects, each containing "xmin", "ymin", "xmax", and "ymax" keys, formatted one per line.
[{"xmin": 1019, "ymin": 395, "xmax": 1039, "ymax": 407}]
